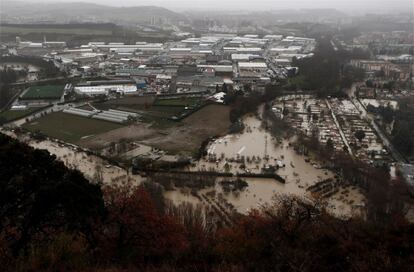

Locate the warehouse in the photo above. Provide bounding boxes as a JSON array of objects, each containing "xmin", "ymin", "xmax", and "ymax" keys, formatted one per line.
[
  {"xmin": 269, "ymin": 46, "xmax": 303, "ymax": 55},
  {"xmin": 223, "ymin": 47, "xmax": 263, "ymax": 54},
  {"xmin": 63, "ymin": 107, "xmax": 139, "ymax": 123},
  {"xmin": 231, "ymin": 54, "xmax": 261, "ymax": 62},
  {"xmin": 264, "ymin": 35, "xmax": 283, "ymax": 41},
  {"xmin": 237, "ymin": 62, "xmax": 269, "ymax": 79},
  {"xmin": 197, "ymin": 65, "xmax": 234, "ymax": 78},
  {"xmin": 238, "ymin": 62, "xmax": 268, "ymax": 72},
  {"xmin": 74, "ymin": 84, "xmax": 137, "ymax": 96}
]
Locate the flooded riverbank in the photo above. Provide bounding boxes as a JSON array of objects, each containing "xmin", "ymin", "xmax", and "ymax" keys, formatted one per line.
[
  {"xmin": 168, "ymin": 111, "xmax": 365, "ymax": 217},
  {"xmin": 1, "ymin": 62, "xmax": 40, "ymax": 81},
  {"xmin": 2, "ymin": 107, "xmax": 365, "ymax": 218},
  {"xmin": 1, "ymin": 129, "xmax": 143, "ymax": 186},
  {"xmin": 194, "ymin": 115, "xmax": 334, "ymax": 188}
]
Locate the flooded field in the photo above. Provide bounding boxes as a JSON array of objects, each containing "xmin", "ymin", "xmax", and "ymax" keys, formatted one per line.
[
  {"xmin": 326, "ymin": 186, "xmax": 366, "ymax": 217},
  {"xmin": 164, "ymin": 190, "xmax": 200, "ymax": 206},
  {"xmin": 168, "ymin": 112, "xmax": 365, "ymax": 217},
  {"xmin": 212, "ymin": 178, "xmax": 285, "ymax": 213},
  {"xmin": 2, "ymin": 107, "xmax": 365, "ymax": 218},
  {"xmin": 32, "ymin": 141, "xmax": 143, "ymax": 185},
  {"xmin": 1, "ymin": 129, "xmax": 143, "ymax": 186},
  {"xmin": 195, "ymin": 114, "xmax": 334, "ymax": 187}
]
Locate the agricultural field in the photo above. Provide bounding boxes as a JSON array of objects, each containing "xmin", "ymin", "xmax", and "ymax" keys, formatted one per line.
[
  {"xmin": 78, "ymin": 104, "xmax": 231, "ymax": 155},
  {"xmin": 144, "ymin": 104, "xmax": 232, "ymax": 155},
  {"xmin": 21, "ymin": 85, "xmax": 65, "ymax": 100},
  {"xmin": 22, "ymin": 112, "xmax": 123, "ymax": 144}
]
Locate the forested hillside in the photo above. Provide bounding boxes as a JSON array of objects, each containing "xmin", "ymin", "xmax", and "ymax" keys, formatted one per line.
[{"xmin": 0, "ymin": 133, "xmax": 413, "ymax": 271}]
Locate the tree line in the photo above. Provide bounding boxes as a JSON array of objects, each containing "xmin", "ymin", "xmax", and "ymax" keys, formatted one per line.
[
  {"xmin": 0, "ymin": 69, "xmax": 28, "ymax": 109},
  {"xmin": 0, "ymin": 56, "xmax": 63, "ymax": 110},
  {"xmin": 290, "ymin": 36, "xmax": 367, "ymax": 96},
  {"xmin": 0, "ymin": 55, "xmax": 61, "ymax": 78}
]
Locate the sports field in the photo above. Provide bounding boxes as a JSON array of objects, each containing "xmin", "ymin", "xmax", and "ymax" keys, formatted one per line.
[
  {"xmin": 21, "ymin": 85, "xmax": 65, "ymax": 100},
  {"xmin": 93, "ymin": 96, "xmax": 186, "ymax": 128},
  {"xmin": 0, "ymin": 108, "xmax": 41, "ymax": 123},
  {"xmin": 22, "ymin": 112, "xmax": 123, "ymax": 143}
]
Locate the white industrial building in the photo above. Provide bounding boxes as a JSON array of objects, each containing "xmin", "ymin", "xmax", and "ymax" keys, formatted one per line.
[
  {"xmin": 63, "ymin": 107, "xmax": 139, "ymax": 123},
  {"xmin": 74, "ymin": 84, "xmax": 137, "ymax": 96},
  {"xmin": 231, "ymin": 54, "xmax": 261, "ymax": 62},
  {"xmin": 269, "ymin": 46, "xmax": 303, "ymax": 55},
  {"xmin": 278, "ymin": 53, "xmax": 312, "ymax": 61},
  {"xmin": 238, "ymin": 62, "xmax": 268, "ymax": 70},
  {"xmin": 223, "ymin": 47, "xmax": 263, "ymax": 54},
  {"xmin": 237, "ymin": 62, "xmax": 269, "ymax": 79},
  {"xmin": 264, "ymin": 35, "xmax": 283, "ymax": 40}
]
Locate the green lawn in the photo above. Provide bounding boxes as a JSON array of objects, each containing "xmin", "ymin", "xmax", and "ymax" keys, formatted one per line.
[
  {"xmin": 153, "ymin": 97, "xmax": 202, "ymax": 107},
  {"xmin": 21, "ymin": 85, "xmax": 65, "ymax": 100},
  {"xmin": 0, "ymin": 108, "xmax": 42, "ymax": 123},
  {"xmin": 94, "ymin": 98, "xmax": 185, "ymax": 122},
  {"xmin": 92, "ymin": 97, "xmax": 204, "ymax": 129},
  {"xmin": 22, "ymin": 112, "xmax": 123, "ymax": 143}
]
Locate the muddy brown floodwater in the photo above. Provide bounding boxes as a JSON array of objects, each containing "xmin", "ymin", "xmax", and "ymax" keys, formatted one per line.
[
  {"xmin": 1, "ymin": 129, "xmax": 144, "ymax": 186},
  {"xmin": 166, "ymin": 112, "xmax": 365, "ymax": 217},
  {"xmin": 2, "ymin": 107, "xmax": 365, "ymax": 219}
]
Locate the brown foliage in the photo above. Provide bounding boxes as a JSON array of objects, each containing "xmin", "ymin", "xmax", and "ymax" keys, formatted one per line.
[
  {"xmin": 95, "ymin": 184, "xmax": 189, "ymax": 266},
  {"xmin": 214, "ymin": 196, "xmax": 414, "ymax": 272}
]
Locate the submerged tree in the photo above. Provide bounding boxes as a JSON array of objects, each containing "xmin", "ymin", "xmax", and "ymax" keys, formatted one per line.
[{"xmin": 354, "ymin": 130, "xmax": 366, "ymax": 142}]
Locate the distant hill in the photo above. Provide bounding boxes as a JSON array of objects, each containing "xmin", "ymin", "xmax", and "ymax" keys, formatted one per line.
[
  {"xmin": 185, "ymin": 8, "xmax": 347, "ymax": 26},
  {"xmin": 0, "ymin": 1, "xmax": 187, "ymax": 25}
]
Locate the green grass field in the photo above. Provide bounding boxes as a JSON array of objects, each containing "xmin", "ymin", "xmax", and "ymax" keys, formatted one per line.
[
  {"xmin": 22, "ymin": 112, "xmax": 123, "ymax": 143},
  {"xmin": 92, "ymin": 96, "xmax": 205, "ymax": 129},
  {"xmin": 153, "ymin": 97, "xmax": 202, "ymax": 107},
  {"xmin": 0, "ymin": 26, "xmax": 112, "ymax": 35},
  {"xmin": 94, "ymin": 96, "xmax": 155, "ymax": 109},
  {"xmin": 21, "ymin": 85, "xmax": 65, "ymax": 100},
  {"xmin": 0, "ymin": 108, "xmax": 42, "ymax": 123},
  {"xmin": 93, "ymin": 97, "xmax": 186, "ymax": 126}
]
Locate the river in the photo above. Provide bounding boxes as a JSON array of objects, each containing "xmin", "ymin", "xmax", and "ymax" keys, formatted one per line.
[{"xmin": 1, "ymin": 129, "xmax": 144, "ymax": 186}]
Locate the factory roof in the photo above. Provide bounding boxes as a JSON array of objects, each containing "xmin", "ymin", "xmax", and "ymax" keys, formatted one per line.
[
  {"xmin": 170, "ymin": 48, "xmax": 192, "ymax": 52},
  {"xmin": 238, "ymin": 62, "xmax": 267, "ymax": 68},
  {"xmin": 197, "ymin": 65, "xmax": 233, "ymax": 72},
  {"xmin": 231, "ymin": 54, "xmax": 260, "ymax": 61},
  {"xmin": 75, "ymin": 84, "xmax": 137, "ymax": 94}
]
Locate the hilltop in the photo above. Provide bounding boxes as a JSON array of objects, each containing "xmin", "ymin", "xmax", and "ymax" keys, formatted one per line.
[{"xmin": 0, "ymin": 1, "xmax": 186, "ymax": 24}]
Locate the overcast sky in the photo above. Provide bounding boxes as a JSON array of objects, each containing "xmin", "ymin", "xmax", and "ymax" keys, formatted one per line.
[{"xmin": 16, "ymin": 0, "xmax": 414, "ymax": 12}]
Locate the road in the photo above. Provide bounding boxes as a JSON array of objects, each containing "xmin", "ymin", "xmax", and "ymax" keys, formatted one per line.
[
  {"xmin": 325, "ymin": 99, "xmax": 354, "ymax": 157},
  {"xmin": 8, "ymin": 102, "xmax": 86, "ymax": 127},
  {"xmin": 330, "ymin": 40, "xmax": 338, "ymax": 51},
  {"xmin": 8, "ymin": 76, "xmax": 68, "ymax": 87}
]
